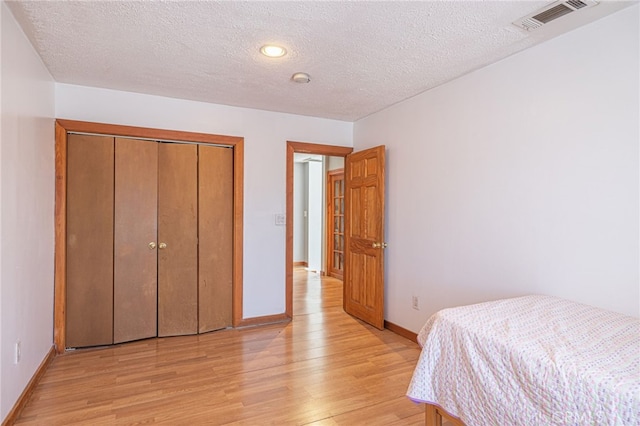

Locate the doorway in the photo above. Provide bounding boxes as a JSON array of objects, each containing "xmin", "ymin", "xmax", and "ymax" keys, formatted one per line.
[
  {"xmin": 292, "ymin": 154, "xmax": 343, "ymax": 276},
  {"xmin": 326, "ymin": 168, "xmax": 345, "ymax": 280},
  {"xmin": 285, "ymin": 141, "xmax": 353, "ymax": 318}
]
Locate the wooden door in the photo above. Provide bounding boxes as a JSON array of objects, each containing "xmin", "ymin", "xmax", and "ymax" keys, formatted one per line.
[
  {"xmin": 343, "ymin": 146, "xmax": 386, "ymax": 330},
  {"xmin": 198, "ymin": 145, "xmax": 234, "ymax": 332},
  {"xmin": 66, "ymin": 134, "xmax": 114, "ymax": 348},
  {"xmin": 157, "ymin": 143, "xmax": 198, "ymax": 336},
  {"xmin": 114, "ymin": 138, "xmax": 159, "ymax": 344},
  {"xmin": 327, "ymin": 169, "xmax": 345, "ymax": 280}
]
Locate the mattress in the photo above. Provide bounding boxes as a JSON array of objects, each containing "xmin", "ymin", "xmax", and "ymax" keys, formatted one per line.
[{"xmin": 406, "ymin": 295, "xmax": 640, "ymax": 426}]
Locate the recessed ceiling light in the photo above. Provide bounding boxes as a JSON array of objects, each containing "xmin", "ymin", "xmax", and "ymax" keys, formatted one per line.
[{"xmin": 260, "ymin": 45, "xmax": 287, "ymax": 58}]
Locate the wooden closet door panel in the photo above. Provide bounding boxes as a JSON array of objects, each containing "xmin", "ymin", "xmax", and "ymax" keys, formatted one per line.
[
  {"xmin": 157, "ymin": 143, "xmax": 198, "ymax": 336},
  {"xmin": 198, "ymin": 145, "xmax": 233, "ymax": 333},
  {"xmin": 66, "ymin": 134, "xmax": 114, "ymax": 348},
  {"xmin": 114, "ymin": 138, "xmax": 158, "ymax": 344}
]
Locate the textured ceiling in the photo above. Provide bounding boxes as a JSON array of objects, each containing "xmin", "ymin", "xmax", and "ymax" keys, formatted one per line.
[{"xmin": 6, "ymin": 0, "xmax": 634, "ymax": 121}]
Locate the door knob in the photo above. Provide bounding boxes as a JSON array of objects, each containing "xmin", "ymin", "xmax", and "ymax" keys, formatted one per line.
[
  {"xmin": 372, "ymin": 242, "xmax": 388, "ymax": 249},
  {"xmin": 159, "ymin": 242, "xmax": 167, "ymax": 249},
  {"xmin": 148, "ymin": 242, "xmax": 157, "ymax": 250}
]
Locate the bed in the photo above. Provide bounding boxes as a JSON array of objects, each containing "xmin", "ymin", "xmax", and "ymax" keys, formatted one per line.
[{"xmin": 406, "ymin": 295, "xmax": 639, "ymax": 426}]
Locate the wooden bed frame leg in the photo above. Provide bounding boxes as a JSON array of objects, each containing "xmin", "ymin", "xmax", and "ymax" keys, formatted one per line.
[{"xmin": 425, "ymin": 404, "xmax": 443, "ymax": 426}]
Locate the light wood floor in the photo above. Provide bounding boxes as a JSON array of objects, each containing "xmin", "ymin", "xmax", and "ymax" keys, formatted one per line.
[{"xmin": 15, "ymin": 269, "xmax": 426, "ymax": 425}]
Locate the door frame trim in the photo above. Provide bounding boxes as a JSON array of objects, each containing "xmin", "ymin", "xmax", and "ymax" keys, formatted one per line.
[
  {"xmin": 54, "ymin": 119, "xmax": 244, "ymax": 353},
  {"xmin": 285, "ymin": 141, "xmax": 353, "ymax": 318}
]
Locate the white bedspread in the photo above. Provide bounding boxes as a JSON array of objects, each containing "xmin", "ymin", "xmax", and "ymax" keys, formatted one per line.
[{"xmin": 406, "ymin": 295, "xmax": 640, "ymax": 426}]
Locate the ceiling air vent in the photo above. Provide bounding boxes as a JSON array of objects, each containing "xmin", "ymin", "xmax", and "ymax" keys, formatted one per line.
[{"xmin": 513, "ymin": 0, "xmax": 598, "ymax": 31}]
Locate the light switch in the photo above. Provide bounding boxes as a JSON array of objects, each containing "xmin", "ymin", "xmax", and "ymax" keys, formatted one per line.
[{"xmin": 275, "ymin": 214, "xmax": 286, "ymax": 226}]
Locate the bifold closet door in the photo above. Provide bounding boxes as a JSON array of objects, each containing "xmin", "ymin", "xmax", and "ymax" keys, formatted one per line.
[
  {"xmin": 158, "ymin": 143, "xmax": 198, "ymax": 336},
  {"xmin": 198, "ymin": 145, "xmax": 233, "ymax": 332},
  {"xmin": 66, "ymin": 134, "xmax": 114, "ymax": 348},
  {"xmin": 114, "ymin": 138, "xmax": 159, "ymax": 344}
]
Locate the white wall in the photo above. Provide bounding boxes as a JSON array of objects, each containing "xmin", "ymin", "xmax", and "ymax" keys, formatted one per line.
[
  {"xmin": 293, "ymin": 162, "xmax": 308, "ymax": 262},
  {"xmin": 1, "ymin": 1, "xmax": 56, "ymax": 420},
  {"xmin": 327, "ymin": 156, "xmax": 344, "ymax": 171},
  {"xmin": 354, "ymin": 5, "xmax": 640, "ymax": 332},
  {"xmin": 56, "ymin": 84, "xmax": 353, "ymax": 318},
  {"xmin": 307, "ymin": 161, "xmax": 323, "ymax": 272}
]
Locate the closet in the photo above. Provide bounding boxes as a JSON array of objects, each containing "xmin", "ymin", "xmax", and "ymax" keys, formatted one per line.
[{"xmin": 66, "ymin": 134, "xmax": 233, "ymax": 348}]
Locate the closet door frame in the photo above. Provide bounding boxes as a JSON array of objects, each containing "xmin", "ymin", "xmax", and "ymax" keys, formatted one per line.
[{"xmin": 54, "ymin": 119, "xmax": 244, "ymax": 354}]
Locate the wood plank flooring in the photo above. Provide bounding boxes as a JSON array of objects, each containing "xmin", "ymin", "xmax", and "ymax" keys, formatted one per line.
[{"xmin": 15, "ymin": 269, "xmax": 426, "ymax": 425}]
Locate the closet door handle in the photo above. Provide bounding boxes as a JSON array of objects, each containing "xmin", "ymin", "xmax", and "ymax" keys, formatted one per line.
[
  {"xmin": 159, "ymin": 243, "xmax": 167, "ymax": 249},
  {"xmin": 148, "ymin": 242, "xmax": 157, "ymax": 250}
]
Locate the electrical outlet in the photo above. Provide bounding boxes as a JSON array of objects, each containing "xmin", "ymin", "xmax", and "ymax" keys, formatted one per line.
[
  {"xmin": 14, "ymin": 341, "xmax": 21, "ymax": 364},
  {"xmin": 412, "ymin": 296, "xmax": 419, "ymax": 310}
]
